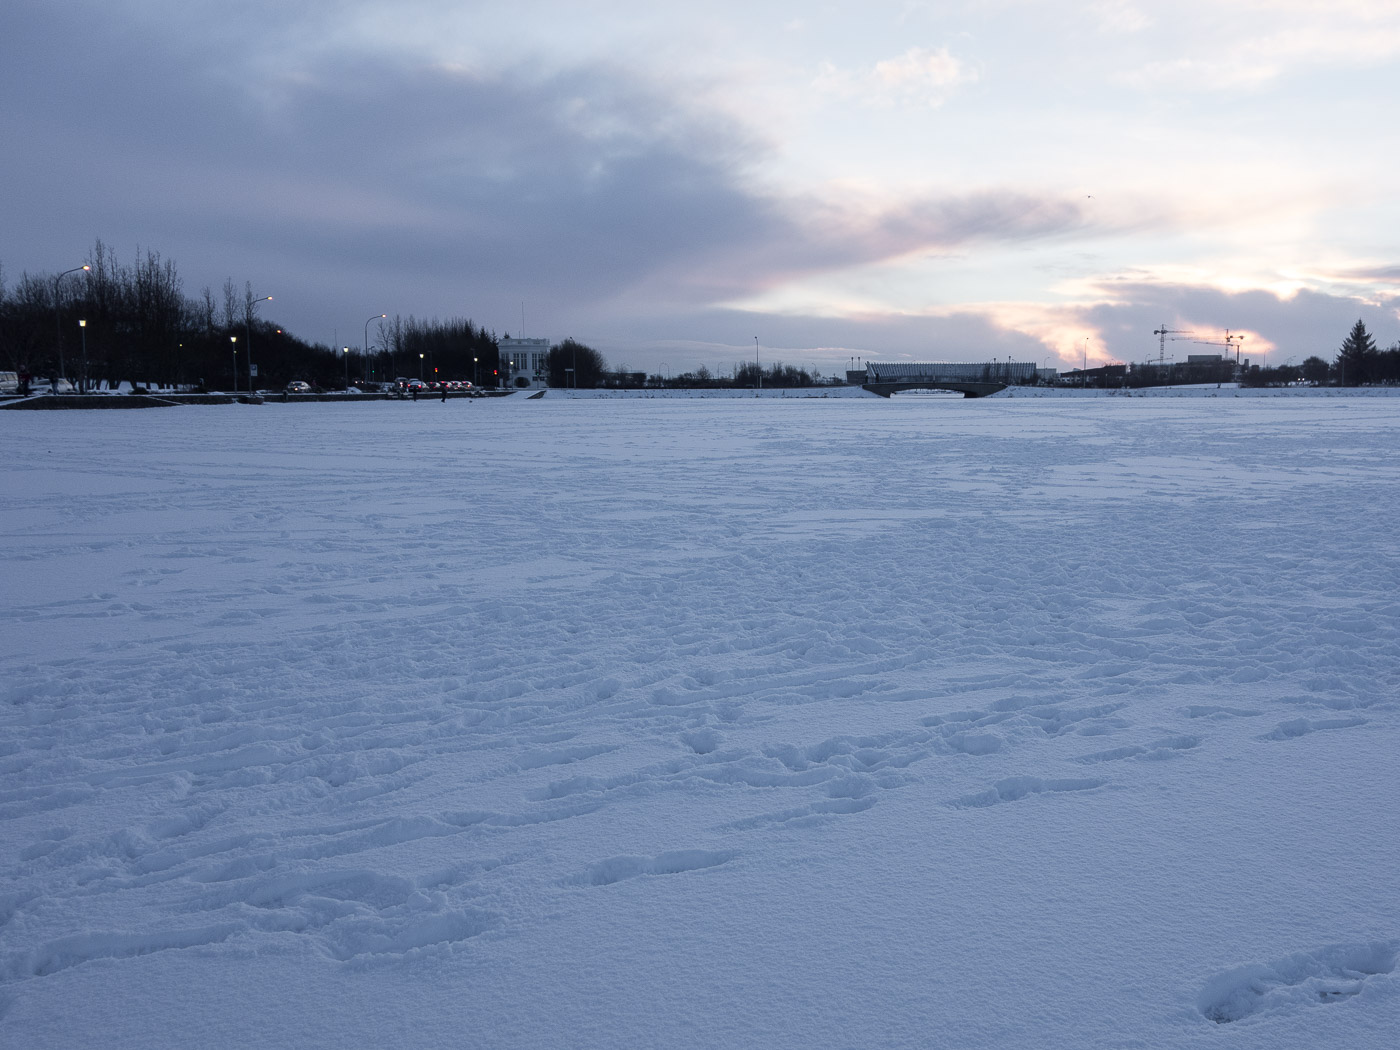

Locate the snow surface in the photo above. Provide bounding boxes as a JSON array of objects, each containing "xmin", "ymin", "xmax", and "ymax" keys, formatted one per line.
[{"xmin": 2, "ymin": 392, "xmax": 1398, "ymax": 1049}]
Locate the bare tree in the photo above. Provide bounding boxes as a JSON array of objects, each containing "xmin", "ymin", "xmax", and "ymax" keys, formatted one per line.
[
  {"xmin": 377, "ymin": 315, "xmax": 405, "ymax": 377},
  {"xmin": 222, "ymin": 278, "xmax": 239, "ymax": 331},
  {"xmin": 199, "ymin": 286, "xmax": 217, "ymax": 338}
]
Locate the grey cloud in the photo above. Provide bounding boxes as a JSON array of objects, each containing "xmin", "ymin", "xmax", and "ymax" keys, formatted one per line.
[
  {"xmin": 1332, "ymin": 266, "xmax": 1400, "ymax": 285},
  {"xmin": 2, "ymin": 2, "xmax": 1106, "ymax": 344},
  {"xmin": 634, "ymin": 190, "xmax": 1096, "ymax": 308}
]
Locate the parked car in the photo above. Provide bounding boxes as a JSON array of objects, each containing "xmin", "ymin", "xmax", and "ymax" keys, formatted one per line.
[
  {"xmin": 286, "ymin": 381, "xmax": 311, "ymax": 393},
  {"xmin": 406, "ymin": 379, "xmax": 428, "ymax": 391}
]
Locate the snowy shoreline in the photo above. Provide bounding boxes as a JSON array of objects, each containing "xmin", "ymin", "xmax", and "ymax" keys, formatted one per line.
[{"xmin": 542, "ymin": 383, "xmax": 1400, "ymax": 399}]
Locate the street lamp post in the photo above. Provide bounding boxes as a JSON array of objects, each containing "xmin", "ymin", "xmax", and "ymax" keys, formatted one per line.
[
  {"xmin": 755, "ymin": 336, "xmax": 760, "ymax": 395},
  {"xmin": 230, "ymin": 335, "xmax": 238, "ymax": 392},
  {"xmin": 78, "ymin": 320, "xmax": 87, "ymax": 393},
  {"xmin": 473, "ymin": 356, "xmax": 478, "ymax": 386},
  {"xmin": 53, "ymin": 265, "xmax": 90, "ymax": 390},
  {"xmin": 245, "ymin": 295, "xmax": 272, "ymax": 391},
  {"xmin": 365, "ymin": 314, "xmax": 385, "ymax": 383},
  {"xmin": 343, "ymin": 347, "xmax": 350, "ymax": 389},
  {"xmin": 419, "ymin": 353, "xmax": 424, "ymax": 380}
]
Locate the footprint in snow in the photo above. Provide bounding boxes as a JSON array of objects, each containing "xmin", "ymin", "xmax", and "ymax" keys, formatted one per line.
[
  {"xmin": 680, "ymin": 728, "xmax": 722, "ymax": 755},
  {"xmin": 1074, "ymin": 735, "xmax": 1199, "ymax": 764},
  {"xmin": 1198, "ymin": 940, "xmax": 1397, "ymax": 1024},
  {"xmin": 1260, "ymin": 716, "xmax": 1366, "ymax": 742},
  {"xmin": 575, "ymin": 849, "xmax": 738, "ymax": 887},
  {"xmin": 947, "ymin": 775, "xmax": 1107, "ymax": 809},
  {"xmin": 1184, "ymin": 705, "xmax": 1261, "ymax": 720}
]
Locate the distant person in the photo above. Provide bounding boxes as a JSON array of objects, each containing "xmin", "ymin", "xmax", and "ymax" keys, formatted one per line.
[
  {"xmin": 412, "ymin": 385, "xmax": 418, "ymax": 401},
  {"xmin": 441, "ymin": 383, "xmax": 447, "ymax": 402}
]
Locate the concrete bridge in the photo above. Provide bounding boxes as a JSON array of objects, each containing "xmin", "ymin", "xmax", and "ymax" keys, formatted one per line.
[{"xmin": 858, "ymin": 362, "xmax": 1034, "ymax": 398}]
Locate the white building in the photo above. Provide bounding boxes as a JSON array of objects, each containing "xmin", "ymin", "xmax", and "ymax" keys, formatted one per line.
[{"xmin": 499, "ymin": 337, "xmax": 550, "ymax": 389}]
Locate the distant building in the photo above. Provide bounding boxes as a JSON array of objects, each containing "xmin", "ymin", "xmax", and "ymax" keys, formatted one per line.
[
  {"xmin": 499, "ymin": 337, "xmax": 550, "ymax": 388},
  {"xmin": 600, "ymin": 371, "xmax": 647, "ymax": 388},
  {"xmin": 1059, "ymin": 363, "xmax": 1128, "ymax": 386}
]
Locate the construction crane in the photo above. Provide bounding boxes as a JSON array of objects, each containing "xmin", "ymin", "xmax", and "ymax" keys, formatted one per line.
[
  {"xmin": 1152, "ymin": 325, "xmax": 1197, "ymax": 365},
  {"xmin": 1226, "ymin": 329, "xmax": 1247, "ymax": 364},
  {"xmin": 1193, "ymin": 329, "xmax": 1247, "ymax": 365}
]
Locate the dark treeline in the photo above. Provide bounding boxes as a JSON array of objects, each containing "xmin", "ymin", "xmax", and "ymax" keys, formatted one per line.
[
  {"xmin": 382, "ymin": 316, "xmax": 500, "ymax": 387},
  {"xmin": 0, "ymin": 241, "xmax": 501, "ymax": 392},
  {"xmin": 543, "ymin": 339, "xmax": 831, "ymax": 389},
  {"xmin": 653, "ymin": 361, "xmax": 828, "ymax": 389},
  {"xmin": 1239, "ymin": 320, "xmax": 1400, "ymax": 388}
]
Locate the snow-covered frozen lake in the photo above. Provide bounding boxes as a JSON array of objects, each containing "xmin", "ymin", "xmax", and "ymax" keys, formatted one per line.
[{"xmin": 3, "ymin": 393, "xmax": 1398, "ymax": 1048}]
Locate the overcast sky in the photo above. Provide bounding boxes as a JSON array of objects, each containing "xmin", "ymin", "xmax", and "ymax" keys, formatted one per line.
[{"xmin": 5, "ymin": 0, "xmax": 1400, "ymax": 374}]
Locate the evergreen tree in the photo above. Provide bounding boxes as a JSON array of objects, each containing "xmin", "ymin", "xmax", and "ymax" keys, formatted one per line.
[{"xmin": 1336, "ymin": 319, "xmax": 1377, "ymax": 386}]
